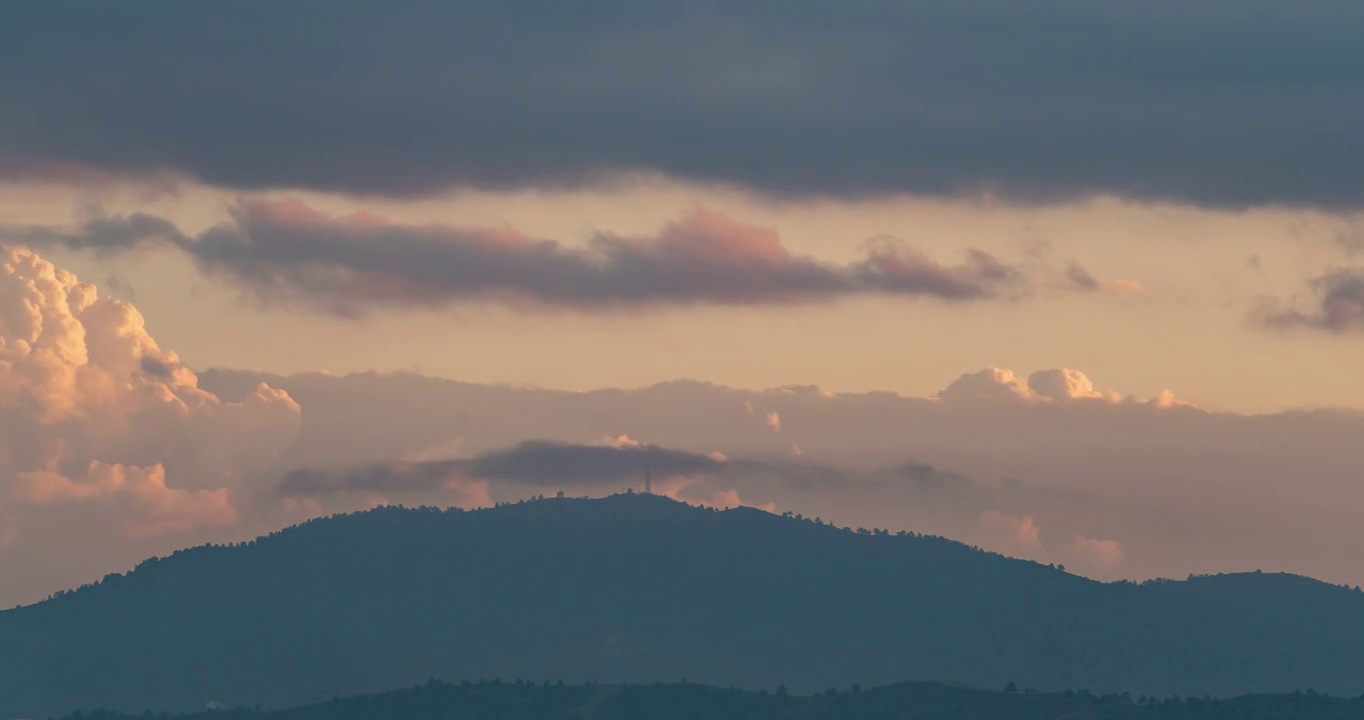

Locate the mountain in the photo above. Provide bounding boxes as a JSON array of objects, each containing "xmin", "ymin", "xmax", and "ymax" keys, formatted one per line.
[
  {"xmin": 3, "ymin": 494, "xmax": 1363, "ymax": 715},
  {"xmin": 54, "ymin": 679, "xmax": 1364, "ymax": 720}
]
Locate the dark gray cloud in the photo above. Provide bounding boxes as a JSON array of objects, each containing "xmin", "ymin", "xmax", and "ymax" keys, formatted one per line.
[
  {"xmin": 15, "ymin": 213, "xmax": 184, "ymax": 253},
  {"xmin": 8, "ymin": 200, "xmax": 1023, "ymax": 313},
  {"xmin": 276, "ymin": 438, "xmax": 977, "ymax": 506},
  {"xmin": 1065, "ymin": 263, "xmax": 1100, "ymax": 290},
  {"xmin": 463, "ymin": 440, "xmax": 723, "ymax": 485},
  {"xmin": 278, "ymin": 440, "xmax": 724, "ymax": 497},
  {"xmin": 279, "ymin": 458, "xmax": 463, "ymax": 498},
  {"xmin": 101, "ymin": 273, "xmax": 137, "ymax": 300},
  {"xmin": 3, "ymin": 1, "xmax": 1364, "ymax": 207},
  {"xmin": 137, "ymin": 355, "xmax": 173, "ymax": 379},
  {"xmin": 1262, "ymin": 269, "xmax": 1364, "ymax": 332}
]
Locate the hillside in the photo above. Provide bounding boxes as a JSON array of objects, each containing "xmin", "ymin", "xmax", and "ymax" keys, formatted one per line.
[
  {"xmin": 58, "ymin": 679, "xmax": 1364, "ymax": 720},
  {"xmin": 3, "ymin": 495, "xmax": 1363, "ymax": 715}
]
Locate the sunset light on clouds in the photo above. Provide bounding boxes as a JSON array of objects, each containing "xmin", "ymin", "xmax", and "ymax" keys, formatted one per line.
[
  {"xmin": 4, "ymin": 56, "xmax": 1364, "ymax": 606},
  {"xmin": 4, "ymin": 5, "xmax": 1364, "ymax": 712}
]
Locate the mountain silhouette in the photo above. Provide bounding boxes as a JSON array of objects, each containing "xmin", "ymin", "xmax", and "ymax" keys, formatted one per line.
[
  {"xmin": 3, "ymin": 494, "xmax": 1363, "ymax": 715},
  {"xmin": 55, "ymin": 679, "xmax": 1364, "ymax": 720}
]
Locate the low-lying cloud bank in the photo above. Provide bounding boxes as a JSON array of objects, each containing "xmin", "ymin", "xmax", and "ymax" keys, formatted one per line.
[
  {"xmin": 4, "ymin": 247, "xmax": 1364, "ymax": 609},
  {"xmin": 269, "ymin": 438, "xmax": 1143, "ymax": 580},
  {"xmin": 279, "ymin": 440, "xmax": 726, "ymax": 497},
  {"xmin": 200, "ymin": 363, "xmax": 1364, "ymax": 596},
  {"xmin": 10, "ymin": 201, "xmax": 1028, "ymax": 314},
  {"xmin": 4, "ymin": 1, "xmax": 1364, "ymax": 207}
]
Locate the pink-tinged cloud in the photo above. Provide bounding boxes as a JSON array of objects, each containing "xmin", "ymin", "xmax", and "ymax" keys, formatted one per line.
[
  {"xmin": 1070, "ymin": 536, "xmax": 1126, "ymax": 572},
  {"xmin": 0, "ymin": 247, "xmax": 300, "ymax": 545},
  {"xmin": 1103, "ymin": 278, "xmax": 1146, "ymax": 295},
  {"xmin": 9, "ymin": 200, "xmax": 1027, "ymax": 315},
  {"xmin": 654, "ymin": 477, "xmax": 776, "ymax": 513},
  {"xmin": 937, "ymin": 367, "xmax": 1190, "ymax": 408},
  {"xmin": 597, "ymin": 434, "xmax": 643, "ymax": 449},
  {"xmin": 1027, "ymin": 368, "xmax": 1104, "ymax": 402},
  {"xmin": 978, "ymin": 510, "xmax": 1043, "ymax": 555},
  {"xmin": 1064, "ymin": 262, "xmax": 1146, "ymax": 296}
]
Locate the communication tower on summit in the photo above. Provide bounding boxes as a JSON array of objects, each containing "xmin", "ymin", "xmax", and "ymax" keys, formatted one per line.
[{"xmin": 644, "ymin": 467, "xmax": 652, "ymax": 494}]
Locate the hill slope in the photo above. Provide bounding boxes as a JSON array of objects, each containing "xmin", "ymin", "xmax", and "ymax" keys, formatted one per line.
[
  {"xmin": 65, "ymin": 679, "xmax": 1364, "ymax": 720},
  {"xmin": 3, "ymin": 495, "xmax": 1363, "ymax": 714}
]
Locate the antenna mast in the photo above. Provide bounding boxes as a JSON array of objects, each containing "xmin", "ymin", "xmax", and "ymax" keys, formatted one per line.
[{"xmin": 644, "ymin": 442, "xmax": 653, "ymax": 494}]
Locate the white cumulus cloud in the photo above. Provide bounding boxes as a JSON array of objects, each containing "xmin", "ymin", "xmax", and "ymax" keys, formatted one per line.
[
  {"xmin": 0, "ymin": 247, "xmax": 301, "ymax": 604},
  {"xmin": 937, "ymin": 367, "xmax": 1188, "ymax": 407}
]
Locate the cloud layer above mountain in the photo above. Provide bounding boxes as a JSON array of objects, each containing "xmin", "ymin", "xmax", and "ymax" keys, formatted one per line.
[
  {"xmin": 4, "ymin": 1, "xmax": 1364, "ymax": 207},
  {"xmin": 4, "ymin": 248, "xmax": 1364, "ymax": 609},
  {"xmin": 198, "ymin": 363, "xmax": 1364, "ymax": 593},
  {"xmin": 279, "ymin": 440, "xmax": 727, "ymax": 498}
]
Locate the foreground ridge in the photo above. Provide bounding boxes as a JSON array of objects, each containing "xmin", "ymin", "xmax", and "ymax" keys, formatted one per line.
[{"xmin": 69, "ymin": 678, "xmax": 1364, "ymax": 720}]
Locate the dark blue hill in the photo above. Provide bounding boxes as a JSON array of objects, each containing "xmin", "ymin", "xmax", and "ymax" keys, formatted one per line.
[{"xmin": 2, "ymin": 494, "xmax": 1362, "ymax": 715}]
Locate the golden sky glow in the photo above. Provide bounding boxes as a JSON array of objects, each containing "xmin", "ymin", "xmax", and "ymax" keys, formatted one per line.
[{"xmin": 4, "ymin": 177, "xmax": 1359, "ymax": 413}]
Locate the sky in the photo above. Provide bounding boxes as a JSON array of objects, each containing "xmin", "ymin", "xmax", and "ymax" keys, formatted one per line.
[{"xmin": 2, "ymin": 0, "xmax": 1364, "ymax": 607}]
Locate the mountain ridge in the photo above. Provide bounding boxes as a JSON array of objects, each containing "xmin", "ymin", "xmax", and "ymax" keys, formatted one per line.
[
  {"xmin": 49, "ymin": 677, "xmax": 1364, "ymax": 720},
  {"xmin": 3, "ymin": 494, "xmax": 1363, "ymax": 715}
]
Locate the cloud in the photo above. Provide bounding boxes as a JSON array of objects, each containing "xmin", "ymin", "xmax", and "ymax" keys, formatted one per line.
[
  {"xmin": 1026, "ymin": 368, "xmax": 1104, "ymax": 402},
  {"xmin": 9, "ymin": 201, "xmax": 1025, "ymax": 315},
  {"xmin": 274, "ymin": 437, "xmax": 977, "ymax": 509},
  {"xmin": 0, "ymin": 247, "xmax": 300, "ymax": 604},
  {"xmin": 1065, "ymin": 263, "xmax": 1145, "ymax": 295},
  {"xmin": 270, "ymin": 436, "xmax": 1035, "ymax": 565},
  {"xmin": 1070, "ymin": 536, "xmax": 1126, "ymax": 573},
  {"xmin": 278, "ymin": 437, "xmax": 801, "ymax": 516},
  {"xmin": 463, "ymin": 440, "xmax": 724, "ymax": 486},
  {"xmin": 279, "ymin": 440, "xmax": 726, "ymax": 497},
  {"xmin": 936, "ymin": 367, "xmax": 1188, "ymax": 407},
  {"xmin": 1260, "ymin": 269, "xmax": 1364, "ymax": 333},
  {"xmin": 15, "ymin": 212, "xmax": 185, "ymax": 253},
  {"xmin": 277, "ymin": 459, "xmax": 466, "ymax": 499},
  {"xmin": 17, "ymin": 462, "xmax": 238, "ymax": 538},
  {"xmin": 887, "ymin": 460, "xmax": 976, "ymax": 493},
  {"xmin": 978, "ymin": 511, "xmax": 1043, "ymax": 555},
  {"xmin": 4, "ymin": 1, "xmax": 1364, "ymax": 207},
  {"xmin": 936, "ymin": 368, "xmax": 1035, "ymax": 404},
  {"xmin": 764, "ymin": 411, "xmax": 781, "ymax": 432},
  {"xmin": 1104, "ymin": 278, "xmax": 1146, "ymax": 295},
  {"xmin": 187, "ymin": 365, "xmax": 1364, "ymax": 600},
  {"xmin": 1065, "ymin": 263, "xmax": 1100, "ymax": 290},
  {"xmin": 768, "ymin": 384, "xmax": 836, "ymax": 399}
]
